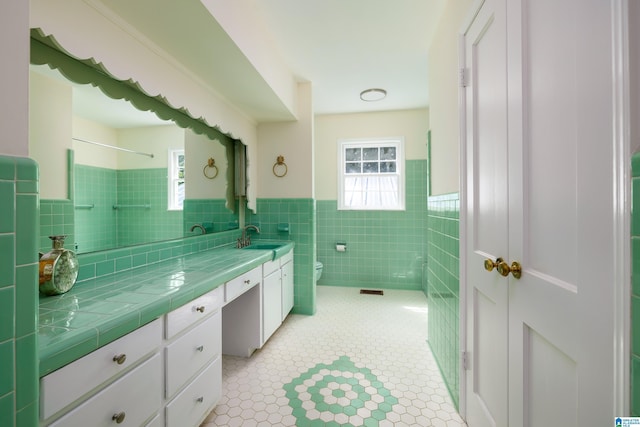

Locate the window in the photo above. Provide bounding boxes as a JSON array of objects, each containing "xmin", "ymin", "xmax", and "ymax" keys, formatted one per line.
[
  {"xmin": 338, "ymin": 138, "xmax": 405, "ymax": 210},
  {"xmin": 168, "ymin": 149, "xmax": 185, "ymax": 210}
]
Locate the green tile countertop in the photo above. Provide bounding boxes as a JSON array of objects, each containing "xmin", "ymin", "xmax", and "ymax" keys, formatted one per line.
[{"xmin": 38, "ymin": 241, "xmax": 294, "ymax": 377}]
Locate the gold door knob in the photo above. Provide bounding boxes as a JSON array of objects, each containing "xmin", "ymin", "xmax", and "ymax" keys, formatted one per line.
[
  {"xmin": 196, "ymin": 306, "xmax": 205, "ymax": 313},
  {"xmin": 509, "ymin": 261, "xmax": 522, "ymax": 279},
  {"xmin": 496, "ymin": 260, "xmax": 511, "ymax": 277},
  {"xmin": 112, "ymin": 354, "xmax": 126, "ymax": 365},
  {"xmin": 484, "ymin": 257, "xmax": 503, "ymax": 272},
  {"xmin": 112, "ymin": 412, "xmax": 126, "ymax": 424},
  {"xmin": 496, "ymin": 260, "xmax": 522, "ymax": 279}
]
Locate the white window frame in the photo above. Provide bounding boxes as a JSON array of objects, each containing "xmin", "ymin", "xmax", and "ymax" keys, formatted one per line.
[
  {"xmin": 337, "ymin": 138, "xmax": 405, "ymax": 211},
  {"xmin": 168, "ymin": 148, "xmax": 185, "ymax": 211}
]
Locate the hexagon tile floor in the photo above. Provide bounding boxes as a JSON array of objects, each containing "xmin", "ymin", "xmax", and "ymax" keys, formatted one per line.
[{"xmin": 200, "ymin": 286, "xmax": 466, "ymax": 427}]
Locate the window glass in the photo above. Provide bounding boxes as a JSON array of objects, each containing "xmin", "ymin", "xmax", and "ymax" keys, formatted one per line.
[
  {"xmin": 168, "ymin": 149, "xmax": 185, "ymax": 210},
  {"xmin": 338, "ymin": 139, "xmax": 404, "ymax": 211}
]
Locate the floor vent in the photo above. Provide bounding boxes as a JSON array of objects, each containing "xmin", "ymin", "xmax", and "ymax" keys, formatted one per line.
[{"xmin": 360, "ymin": 289, "xmax": 384, "ymax": 296}]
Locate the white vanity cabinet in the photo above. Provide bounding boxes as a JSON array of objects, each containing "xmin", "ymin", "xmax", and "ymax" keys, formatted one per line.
[
  {"xmin": 39, "ymin": 286, "xmax": 224, "ymax": 427},
  {"xmin": 39, "ymin": 248, "xmax": 294, "ymax": 426},
  {"xmin": 164, "ymin": 286, "xmax": 223, "ymax": 427},
  {"xmin": 40, "ymin": 318, "xmax": 163, "ymax": 426}
]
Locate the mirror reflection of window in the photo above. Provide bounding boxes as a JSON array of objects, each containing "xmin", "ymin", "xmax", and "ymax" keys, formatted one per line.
[{"xmin": 169, "ymin": 149, "xmax": 185, "ymax": 211}]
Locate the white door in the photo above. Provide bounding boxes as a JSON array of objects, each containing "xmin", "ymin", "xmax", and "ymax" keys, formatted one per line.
[
  {"xmin": 463, "ymin": 0, "xmax": 509, "ymax": 424},
  {"xmin": 463, "ymin": 0, "xmax": 617, "ymax": 425}
]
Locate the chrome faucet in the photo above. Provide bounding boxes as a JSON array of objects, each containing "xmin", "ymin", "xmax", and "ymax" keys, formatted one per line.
[
  {"xmin": 190, "ymin": 224, "xmax": 206, "ymax": 235},
  {"xmin": 237, "ymin": 224, "xmax": 260, "ymax": 248}
]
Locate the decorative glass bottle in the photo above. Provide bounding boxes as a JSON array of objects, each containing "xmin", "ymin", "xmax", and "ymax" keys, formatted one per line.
[{"xmin": 39, "ymin": 235, "xmax": 79, "ymax": 295}]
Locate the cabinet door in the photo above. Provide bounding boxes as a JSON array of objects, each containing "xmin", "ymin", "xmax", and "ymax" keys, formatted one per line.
[
  {"xmin": 281, "ymin": 260, "xmax": 294, "ymax": 321},
  {"xmin": 262, "ymin": 270, "xmax": 282, "ymax": 343}
]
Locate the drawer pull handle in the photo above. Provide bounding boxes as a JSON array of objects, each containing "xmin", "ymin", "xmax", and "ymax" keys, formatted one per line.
[
  {"xmin": 244, "ymin": 279, "xmax": 251, "ymax": 284},
  {"xmin": 112, "ymin": 354, "xmax": 127, "ymax": 365},
  {"xmin": 112, "ymin": 412, "xmax": 126, "ymax": 424},
  {"xmin": 196, "ymin": 345, "xmax": 204, "ymax": 352},
  {"xmin": 195, "ymin": 306, "xmax": 205, "ymax": 313},
  {"xmin": 196, "ymin": 396, "xmax": 204, "ymax": 403}
]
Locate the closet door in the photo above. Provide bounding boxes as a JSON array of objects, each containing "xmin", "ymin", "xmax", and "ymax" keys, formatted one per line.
[{"xmin": 463, "ymin": 0, "xmax": 616, "ymax": 425}]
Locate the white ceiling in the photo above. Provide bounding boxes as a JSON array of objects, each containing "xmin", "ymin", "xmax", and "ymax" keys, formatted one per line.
[
  {"xmin": 246, "ymin": 0, "xmax": 447, "ymax": 115},
  {"xmin": 34, "ymin": 1, "xmax": 447, "ymax": 127}
]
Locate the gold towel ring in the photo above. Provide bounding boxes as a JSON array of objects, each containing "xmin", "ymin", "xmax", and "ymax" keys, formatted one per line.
[
  {"xmin": 203, "ymin": 158, "xmax": 219, "ymax": 179},
  {"xmin": 273, "ymin": 155, "xmax": 288, "ymax": 178}
]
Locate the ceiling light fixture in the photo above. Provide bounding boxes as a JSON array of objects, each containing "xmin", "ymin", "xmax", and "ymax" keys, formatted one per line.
[{"xmin": 360, "ymin": 88, "xmax": 387, "ymax": 102}]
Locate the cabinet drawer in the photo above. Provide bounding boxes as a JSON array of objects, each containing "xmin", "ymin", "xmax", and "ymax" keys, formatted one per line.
[
  {"xmin": 40, "ymin": 318, "xmax": 162, "ymax": 420},
  {"xmin": 49, "ymin": 354, "xmax": 162, "ymax": 427},
  {"xmin": 225, "ymin": 265, "xmax": 261, "ymax": 303},
  {"xmin": 166, "ymin": 357, "xmax": 222, "ymax": 427},
  {"xmin": 165, "ymin": 310, "xmax": 221, "ymax": 398},
  {"xmin": 166, "ymin": 286, "xmax": 223, "ymax": 339}
]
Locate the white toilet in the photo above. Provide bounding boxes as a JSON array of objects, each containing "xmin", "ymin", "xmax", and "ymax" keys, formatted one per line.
[{"xmin": 315, "ymin": 262, "xmax": 324, "ymax": 282}]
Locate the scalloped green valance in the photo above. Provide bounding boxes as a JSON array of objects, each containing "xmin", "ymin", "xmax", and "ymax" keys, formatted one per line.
[{"xmin": 30, "ymin": 28, "xmax": 238, "ymax": 211}]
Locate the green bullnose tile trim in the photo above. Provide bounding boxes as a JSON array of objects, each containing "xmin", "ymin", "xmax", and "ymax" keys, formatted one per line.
[{"xmin": 284, "ymin": 356, "xmax": 397, "ymax": 426}]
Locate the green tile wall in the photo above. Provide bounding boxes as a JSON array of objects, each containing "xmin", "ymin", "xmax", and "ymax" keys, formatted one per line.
[
  {"xmin": 116, "ymin": 168, "xmax": 183, "ymax": 247},
  {"xmin": 631, "ymin": 151, "xmax": 640, "ymax": 416},
  {"xmin": 316, "ymin": 160, "xmax": 428, "ymax": 290},
  {"xmin": 183, "ymin": 199, "xmax": 239, "ymax": 234},
  {"xmin": 72, "ymin": 166, "xmax": 184, "ymax": 252},
  {"xmin": 0, "ymin": 155, "xmax": 39, "ymax": 427},
  {"xmin": 426, "ymin": 192, "xmax": 460, "ymax": 409},
  {"xmin": 73, "ymin": 165, "xmax": 116, "ymax": 252},
  {"xmin": 247, "ymin": 198, "xmax": 316, "ymax": 315},
  {"xmin": 38, "ymin": 200, "xmax": 75, "ymax": 253}
]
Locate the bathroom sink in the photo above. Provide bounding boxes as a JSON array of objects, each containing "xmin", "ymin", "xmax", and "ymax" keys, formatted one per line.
[
  {"xmin": 240, "ymin": 241, "xmax": 293, "ymax": 260},
  {"xmin": 242, "ymin": 243, "xmax": 284, "ymax": 250}
]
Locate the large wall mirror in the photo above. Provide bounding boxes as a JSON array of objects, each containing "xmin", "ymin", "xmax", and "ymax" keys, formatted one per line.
[{"xmin": 30, "ymin": 30, "xmax": 246, "ymax": 254}]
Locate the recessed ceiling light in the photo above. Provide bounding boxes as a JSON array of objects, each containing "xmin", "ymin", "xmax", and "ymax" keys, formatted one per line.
[{"xmin": 360, "ymin": 88, "xmax": 387, "ymax": 102}]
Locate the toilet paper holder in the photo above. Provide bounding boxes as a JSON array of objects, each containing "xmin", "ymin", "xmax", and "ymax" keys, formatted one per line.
[{"xmin": 335, "ymin": 242, "xmax": 347, "ymax": 252}]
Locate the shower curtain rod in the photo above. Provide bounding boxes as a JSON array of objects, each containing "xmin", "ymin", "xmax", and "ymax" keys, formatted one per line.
[{"xmin": 72, "ymin": 137, "xmax": 154, "ymax": 158}]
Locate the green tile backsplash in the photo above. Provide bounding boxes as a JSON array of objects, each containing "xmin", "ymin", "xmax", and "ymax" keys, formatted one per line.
[
  {"xmin": 39, "ymin": 200, "xmax": 74, "ymax": 253},
  {"xmin": 0, "ymin": 155, "xmax": 39, "ymax": 426},
  {"xmin": 632, "ymin": 151, "xmax": 640, "ymax": 416},
  {"xmin": 247, "ymin": 198, "xmax": 316, "ymax": 315},
  {"xmin": 426, "ymin": 192, "xmax": 460, "ymax": 409},
  {"xmin": 183, "ymin": 199, "xmax": 239, "ymax": 234},
  {"xmin": 316, "ymin": 160, "xmax": 428, "ymax": 291}
]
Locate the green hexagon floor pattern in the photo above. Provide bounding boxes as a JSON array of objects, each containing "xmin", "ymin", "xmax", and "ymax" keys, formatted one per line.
[{"xmin": 284, "ymin": 356, "xmax": 398, "ymax": 426}]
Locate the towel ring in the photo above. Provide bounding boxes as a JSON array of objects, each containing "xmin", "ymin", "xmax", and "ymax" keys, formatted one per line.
[
  {"xmin": 203, "ymin": 158, "xmax": 219, "ymax": 179},
  {"xmin": 273, "ymin": 155, "xmax": 288, "ymax": 178}
]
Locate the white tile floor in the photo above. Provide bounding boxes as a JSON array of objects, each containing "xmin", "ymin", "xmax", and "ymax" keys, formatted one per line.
[{"xmin": 201, "ymin": 286, "xmax": 466, "ymax": 427}]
